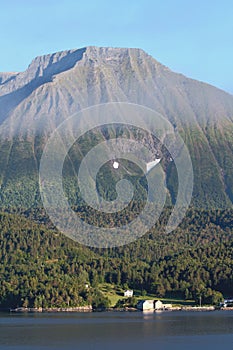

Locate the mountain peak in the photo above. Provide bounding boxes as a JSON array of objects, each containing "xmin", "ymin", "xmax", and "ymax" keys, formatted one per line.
[
  {"xmin": 0, "ymin": 46, "xmax": 167, "ymax": 100},
  {"xmin": 25, "ymin": 46, "xmax": 163, "ymax": 77},
  {"xmin": 27, "ymin": 47, "xmax": 87, "ymax": 76},
  {"xmin": 0, "ymin": 48, "xmax": 87, "ymax": 95}
]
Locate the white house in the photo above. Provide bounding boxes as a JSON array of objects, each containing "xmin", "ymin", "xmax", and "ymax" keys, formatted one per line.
[
  {"xmin": 154, "ymin": 300, "xmax": 164, "ymax": 310},
  {"xmin": 124, "ymin": 290, "xmax": 134, "ymax": 297},
  {"xmin": 137, "ymin": 299, "xmax": 164, "ymax": 311},
  {"xmin": 137, "ymin": 299, "xmax": 154, "ymax": 311}
]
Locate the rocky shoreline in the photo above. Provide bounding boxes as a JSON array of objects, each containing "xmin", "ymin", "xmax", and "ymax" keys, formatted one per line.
[
  {"xmin": 9, "ymin": 306, "xmax": 93, "ymax": 313},
  {"xmin": 6, "ymin": 306, "xmax": 233, "ymax": 313}
]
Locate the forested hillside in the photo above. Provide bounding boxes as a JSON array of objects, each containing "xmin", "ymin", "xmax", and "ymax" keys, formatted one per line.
[{"xmin": 0, "ymin": 208, "xmax": 232, "ymax": 309}]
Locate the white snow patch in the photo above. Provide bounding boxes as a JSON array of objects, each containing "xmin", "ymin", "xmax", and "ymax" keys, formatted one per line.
[
  {"xmin": 146, "ymin": 159, "xmax": 161, "ymax": 173},
  {"xmin": 113, "ymin": 161, "xmax": 119, "ymax": 169}
]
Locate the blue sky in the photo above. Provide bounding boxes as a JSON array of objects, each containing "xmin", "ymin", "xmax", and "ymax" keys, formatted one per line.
[{"xmin": 0, "ymin": 0, "xmax": 232, "ymax": 93}]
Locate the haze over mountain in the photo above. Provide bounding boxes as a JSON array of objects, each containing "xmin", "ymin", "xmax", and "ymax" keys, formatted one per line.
[{"xmin": 0, "ymin": 46, "xmax": 232, "ymax": 209}]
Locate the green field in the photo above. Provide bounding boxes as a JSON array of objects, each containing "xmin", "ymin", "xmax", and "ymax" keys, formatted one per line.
[{"xmin": 98, "ymin": 283, "xmax": 195, "ymax": 307}]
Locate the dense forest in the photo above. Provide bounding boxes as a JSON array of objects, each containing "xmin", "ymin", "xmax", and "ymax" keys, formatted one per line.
[{"xmin": 0, "ymin": 207, "xmax": 232, "ymax": 309}]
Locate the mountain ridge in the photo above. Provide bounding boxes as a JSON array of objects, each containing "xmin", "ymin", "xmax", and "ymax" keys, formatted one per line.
[
  {"xmin": 0, "ymin": 46, "xmax": 233, "ymax": 139},
  {"xmin": 0, "ymin": 46, "xmax": 232, "ymax": 209},
  {"xmin": 1, "ymin": 46, "xmax": 232, "ymax": 101}
]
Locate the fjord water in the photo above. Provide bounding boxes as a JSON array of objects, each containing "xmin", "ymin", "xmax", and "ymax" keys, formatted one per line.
[{"xmin": 0, "ymin": 311, "xmax": 233, "ymax": 350}]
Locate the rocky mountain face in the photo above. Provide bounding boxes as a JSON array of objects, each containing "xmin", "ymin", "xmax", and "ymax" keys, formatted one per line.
[{"xmin": 0, "ymin": 46, "xmax": 232, "ymax": 209}]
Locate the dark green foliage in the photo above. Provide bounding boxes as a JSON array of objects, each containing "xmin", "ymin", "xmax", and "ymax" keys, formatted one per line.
[
  {"xmin": 0, "ymin": 208, "xmax": 232, "ymax": 309},
  {"xmin": 115, "ymin": 296, "xmax": 137, "ymax": 308}
]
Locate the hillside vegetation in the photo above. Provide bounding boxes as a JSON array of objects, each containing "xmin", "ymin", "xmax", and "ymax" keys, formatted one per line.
[{"xmin": 0, "ymin": 208, "xmax": 232, "ymax": 309}]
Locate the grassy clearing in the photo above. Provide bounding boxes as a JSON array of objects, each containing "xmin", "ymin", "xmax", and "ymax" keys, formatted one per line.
[
  {"xmin": 98, "ymin": 283, "xmax": 124, "ymax": 307},
  {"xmin": 98, "ymin": 283, "xmax": 195, "ymax": 307}
]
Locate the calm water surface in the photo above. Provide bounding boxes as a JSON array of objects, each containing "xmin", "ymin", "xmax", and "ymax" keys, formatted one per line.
[{"xmin": 0, "ymin": 310, "xmax": 233, "ymax": 350}]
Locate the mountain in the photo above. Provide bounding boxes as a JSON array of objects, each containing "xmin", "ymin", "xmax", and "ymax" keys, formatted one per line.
[
  {"xmin": 0, "ymin": 47, "xmax": 233, "ymax": 309},
  {"xmin": 0, "ymin": 46, "xmax": 232, "ymax": 209}
]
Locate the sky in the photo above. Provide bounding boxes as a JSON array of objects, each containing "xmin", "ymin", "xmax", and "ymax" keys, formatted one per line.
[{"xmin": 0, "ymin": 0, "xmax": 232, "ymax": 94}]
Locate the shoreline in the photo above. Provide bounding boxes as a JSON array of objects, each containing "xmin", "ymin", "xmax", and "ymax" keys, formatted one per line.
[
  {"xmin": 9, "ymin": 306, "xmax": 93, "ymax": 313},
  {"xmin": 4, "ymin": 306, "xmax": 233, "ymax": 313}
]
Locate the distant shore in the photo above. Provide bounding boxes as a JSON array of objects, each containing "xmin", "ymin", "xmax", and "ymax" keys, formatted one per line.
[
  {"xmin": 6, "ymin": 305, "xmax": 233, "ymax": 313},
  {"xmin": 9, "ymin": 306, "xmax": 93, "ymax": 313}
]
